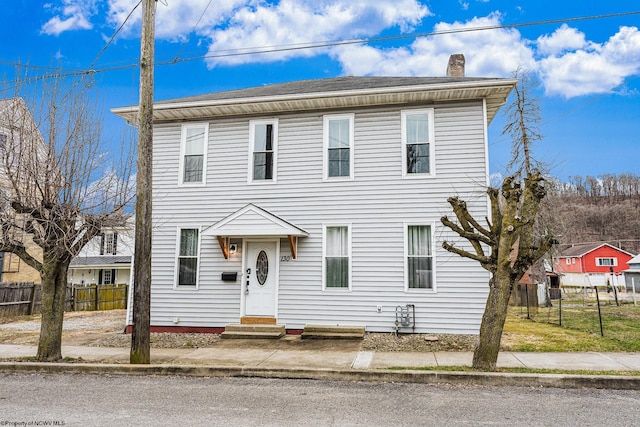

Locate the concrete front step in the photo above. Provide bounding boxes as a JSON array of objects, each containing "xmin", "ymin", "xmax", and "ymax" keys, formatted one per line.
[
  {"xmin": 302, "ymin": 324, "xmax": 365, "ymax": 340},
  {"xmin": 221, "ymin": 324, "xmax": 285, "ymax": 339}
]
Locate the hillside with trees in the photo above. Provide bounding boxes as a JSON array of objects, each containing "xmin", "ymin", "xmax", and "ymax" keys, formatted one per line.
[{"xmin": 544, "ymin": 173, "xmax": 640, "ymax": 255}]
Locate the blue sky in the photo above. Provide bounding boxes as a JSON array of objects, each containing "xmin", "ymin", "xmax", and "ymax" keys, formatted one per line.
[{"xmin": 1, "ymin": 0, "xmax": 639, "ymax": 181}]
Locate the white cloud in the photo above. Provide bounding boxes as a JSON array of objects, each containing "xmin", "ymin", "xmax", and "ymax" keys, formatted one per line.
[
  {"xmin": 40, "ymin": 1, "xmax": 640, "ymax": 100},
  {"xmin": 536, "ymin": 24, "xmax": 590, "ymax": 56},
  {"xmin": 201, "ymin": 0, "xmax": 431, "ymax": 67},
  {"xmin": 539, "ymin": 26, "xmax": 640, "ymax": 98},
  {"xmin": 106, "ymin": 0, "xmax": 247, "ymax": 41},
  {"xmin": 41, "ymin": 0, "xmax": 97, "ymax": 35},
  {"xmin": 335, "ymin": 13, "xmax": 536, "ymax": 78}
]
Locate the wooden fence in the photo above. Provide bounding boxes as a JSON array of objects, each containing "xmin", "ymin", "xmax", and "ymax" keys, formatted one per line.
[{"xmin": 0, "ymin": 282, "xmax": 128, "ymax": 317}]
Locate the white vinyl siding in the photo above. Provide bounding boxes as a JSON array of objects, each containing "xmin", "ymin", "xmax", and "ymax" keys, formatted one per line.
[
  {"xmin": 323, "ymin": 224, "xmax": 351, "ymax": 290},
  {"xmin": 149, "ymin": 101, "xmax": 491, "ymax": 333},
  {"xmin": 175, "ymin": 228, "xmax": 200, "ymax": 288},
  {"xmin": 179, "ymin": 123, "xmax": 208, "ymax": 185},
  {"xmin": 249, "ymin": 119, "xmax": 278, "ymax": 183},
  {"xmin": 401, "ymin": 109, "xmax": 435, "ymax": 177},
  {"xmin": 323, "ymin": 114, "xmax": 354, "ymax": 180}
]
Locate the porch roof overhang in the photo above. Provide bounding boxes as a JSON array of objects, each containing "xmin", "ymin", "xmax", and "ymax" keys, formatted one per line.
[{"xmin": 202, "ymin": 204, "xmax": 308, "ymax": 259}]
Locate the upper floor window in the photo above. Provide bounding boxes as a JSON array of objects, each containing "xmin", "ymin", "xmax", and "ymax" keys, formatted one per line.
[
  {"xmin": 406, "ymin": 225, "xmax": 434, "ymax": 290},
  {"xmin": 596, "ymin": 257, "xmax": 617, "ymax": 267},
  {"xmin": 402, "ymin": 109, "xmax": 434, "ymax": 176},
  {"xmin": 180, "ymin": 123, "xmax": 208, "ymax": 185},
  {"xmin": 249, "ymin": 120, "xmax": 278, "ymax": 182},
  {"xmin": 176, "ymin": 228, "xmax": 200, "ymax": 287},
  {"xmin": 323, "ymin": 114, "xmax": 354, "ymax": 180},
  {"xmin": 323, "ymin": 225, "xmax": 351, "ymax": 289},
  {"xmin": 100, "ymin": 232, "xmax": 118, "ymax": 255}
]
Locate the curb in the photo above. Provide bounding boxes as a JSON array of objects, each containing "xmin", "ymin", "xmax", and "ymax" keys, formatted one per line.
[{"xmin": 1, "ymin": 362, "xmax": 639, "ymax": 390}]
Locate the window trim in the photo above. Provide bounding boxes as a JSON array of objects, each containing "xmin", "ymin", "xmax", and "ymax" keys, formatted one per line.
[
  {"xmin": 100, "ymin": 232, "xmax": 118, "ymax": 256},
  {"xmin": 404, "ymin": 222, "xmax": 436, "ymax": 292},
  {"xmin": 596, "ymin": 257, "xmax": 618, "ymax": 267},
  {"xmin": 323, "ymin": 113, "xmax": 355, "ymax": 181},
  {"xmin": 248, "ymin": 119, "xmax": 278, "ymax": 184},
  {"xmin": 401, "ymin": 108, "xmax": 435, "ymax": 178},
  {"xmin": 174, "ymin": 227, "xmax": 202, "ymax": 289},
  {"xmin": 322, "ymin": 223, "xmax": 352, "ymax": 291},
  {"xmin": 179, "ymin": 123, "xmax": 209, "ymax": 186}
]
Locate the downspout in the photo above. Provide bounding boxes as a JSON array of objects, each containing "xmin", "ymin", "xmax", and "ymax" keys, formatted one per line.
[{"xmin": 0, "ymin": 252, "xmax": 4, "ymax": 282}]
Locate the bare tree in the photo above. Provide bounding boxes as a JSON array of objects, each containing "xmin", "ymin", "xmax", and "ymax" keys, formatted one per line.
[
  {"xmin": 0, "ymin": 72, "xmax": 134, "ymax": 361},
  {"xmin": 440, "ymin": 70, "xmax": 555, "ymax": 371}
]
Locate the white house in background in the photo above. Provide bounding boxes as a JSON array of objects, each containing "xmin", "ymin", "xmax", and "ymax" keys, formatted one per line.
[
  {"xmin": 68, "ymin": 221, "xmax": 134, "ymax": 286},
  {"xmin": 112, "ymin": 58, "xmax": 516, "ymax": 334},
  {"xmin": 624, "ymin": 254, "xmax": 640, "ymax": 292}
]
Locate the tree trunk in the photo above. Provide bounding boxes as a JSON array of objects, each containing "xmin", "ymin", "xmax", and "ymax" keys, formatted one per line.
[
  {"xmin": 37, "ymin": 254, "xmax": 70, "ymax": 362},
  {"xmin": 472, "ymin": 273, "xmax": 514, "ymax": 370}
]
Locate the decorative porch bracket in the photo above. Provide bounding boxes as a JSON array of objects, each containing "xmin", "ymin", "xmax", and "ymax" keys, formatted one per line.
[
  {"xmin": 288, "ymin": 235, "xmax": 298, "ymax": 260},
  {"xmin": 217, "ymin": 236, "xmax": 230, "ymax": 260},
  {"xmin": 216, "ymin": 235, "xmax": 298, "ymax": 260}
]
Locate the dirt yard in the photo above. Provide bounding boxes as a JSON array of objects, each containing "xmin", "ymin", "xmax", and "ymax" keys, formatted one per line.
[{"xmin": 0, "ymin": 310, "xmax": 478, "ymax": 351}]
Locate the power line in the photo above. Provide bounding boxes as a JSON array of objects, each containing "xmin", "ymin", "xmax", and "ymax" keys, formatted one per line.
[
  {"xmin": 159, "ymin": 10, "xmax": 640, "ymax": 65},
  {"xmin": 2, "ymin": 9, "xmax": 640, "ymax": 85},
  {"xmin": 171, "ymin": 0, "xmax": 214, "ymax": 63},
  {"xmin": 87, "ymin": 0, "xmax": 143, "ymax": 71},
  {"xmin": 0, "ymin": 1, "xmax": 142, "ymax": 90}
]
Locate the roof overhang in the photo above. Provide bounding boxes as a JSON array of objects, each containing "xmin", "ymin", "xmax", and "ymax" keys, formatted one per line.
[
  {"xmin": 112, "ymin": 79, "xmax": 516, "ymax": 125},
  {"xmin": 203, "ymin": 204, "xmax": 308, "ymax": 259}
]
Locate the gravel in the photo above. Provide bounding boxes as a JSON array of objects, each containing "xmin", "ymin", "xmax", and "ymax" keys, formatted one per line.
[
  {"xmin": 362, "ymin": 333, "xmax": 478, "ymax": 352},
  {"xmin": 88, "ymin": 331, "xmax": 478, "ymax": 352},
  {"xmin": 1, "ymin": 310, "xmax": 479, "ymax": 352},
  {"xmin": 89, "ymin": 332, "xmax": 221, "ymax": 349}
]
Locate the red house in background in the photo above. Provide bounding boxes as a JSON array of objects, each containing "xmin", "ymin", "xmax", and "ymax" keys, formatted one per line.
[{"xmin": 553, "ymin": 243, "xmax": 635, "ymax": 287}]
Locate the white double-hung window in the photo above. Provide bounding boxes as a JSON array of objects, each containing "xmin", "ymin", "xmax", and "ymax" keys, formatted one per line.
[
  {"xmin": 323, "ymin": 225, "xmax": 351, "ymax": 289},
  {"xmin": 176, "ymin": 228, "xmax": 200, "ymax": 287},
  {"xmin": 402, "ymin": 109, "xmax": 434, "ymax": 177},
  {"xmin": 249, "ymin": 119, "xmax": 277, "ymax": 183},
  {"xmin": 180, "ymin": 123, "xmax": 208, "ymax": 185},
  {"xmin": 323, "ymin": 114, "xmax": 354, "ymax": 180},
  {"xmin": 596, "ymin": 257, "xmax": 617, "ymax": 267},
  {"xmin": 405, "ymin": 224, "xmax": 434, "ymax": 290}
]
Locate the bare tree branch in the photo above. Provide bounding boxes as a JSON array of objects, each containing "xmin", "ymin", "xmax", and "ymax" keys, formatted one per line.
[{"xmin": 1, "ymin": 69, "xmax": 135, "ymax": 361}]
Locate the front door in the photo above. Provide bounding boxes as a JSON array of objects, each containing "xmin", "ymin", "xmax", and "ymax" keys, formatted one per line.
[{"xmin": 244, "ymin": 241, "xmax": 278, "ymax": 317}]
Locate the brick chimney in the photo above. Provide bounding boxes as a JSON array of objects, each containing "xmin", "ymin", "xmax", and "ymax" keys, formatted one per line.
[{"xmin": 446, "ymin": 54, "xmax": 465, "ymax": 77}]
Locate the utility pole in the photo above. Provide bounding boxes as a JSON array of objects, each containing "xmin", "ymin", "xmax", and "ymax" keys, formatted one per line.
[{"xmin": 131, "ymin": 0, "xmax": 155, "ymax": 364}]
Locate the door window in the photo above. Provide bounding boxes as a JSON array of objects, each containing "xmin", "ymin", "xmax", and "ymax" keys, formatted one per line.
[{"xmin": 256, "ymin": 250, "xmax": 269, "ymax": 286}]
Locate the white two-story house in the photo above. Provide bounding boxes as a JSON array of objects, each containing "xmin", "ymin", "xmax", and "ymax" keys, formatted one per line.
[
  {"xmin": 68, "ymin": 220, "xmax": 134, "ymax": 286},
  {"xmin": 113, "ymin": 61, "xmax": 516, "ymax": 334}
]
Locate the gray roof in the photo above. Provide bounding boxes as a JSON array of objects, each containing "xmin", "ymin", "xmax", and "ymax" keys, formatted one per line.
[
  {"xmin": 112, "ymin": 75, "xmax": 517, "ymax": 124},
  {"xmin": 557, "ymin": 243, "xmax": 635, "ymax": 258},
  {"xmin": 70, "ymin": 256, "xmax": 132, "ymax": 267},
  {"xmin": 155, "ymin": 76, "xmax": 494, "ymax": 105}
]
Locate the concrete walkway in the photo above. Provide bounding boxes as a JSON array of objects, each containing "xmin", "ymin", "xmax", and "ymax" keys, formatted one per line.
[
  {"xmin": 2, "ymin": 343, "xmax": 640, "ymax": 371},
  {"xmin": 1, "ymin": 343, "xmax": 640, "ymax": 390}
]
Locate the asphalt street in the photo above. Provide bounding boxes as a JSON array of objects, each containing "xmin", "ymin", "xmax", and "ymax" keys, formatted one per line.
[{"xmin": 1, "ymin": 373, "xmax": 639, "ymax": 426}]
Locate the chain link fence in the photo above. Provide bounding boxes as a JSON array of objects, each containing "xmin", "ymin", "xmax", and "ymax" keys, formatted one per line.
[{"xmin": 512, "ymin": 284, "xmax": 639, "ymax": 338}]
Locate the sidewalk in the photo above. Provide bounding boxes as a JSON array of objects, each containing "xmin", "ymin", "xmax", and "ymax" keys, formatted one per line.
[{"xmin": 1, "ymin": 342, "xmax": 640, "ymax": 389}]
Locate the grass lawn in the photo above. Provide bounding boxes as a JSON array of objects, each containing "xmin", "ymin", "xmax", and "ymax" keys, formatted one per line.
[{"xmin": 502, "ymin": 303, "xmax": 640, "ymax": 352}]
